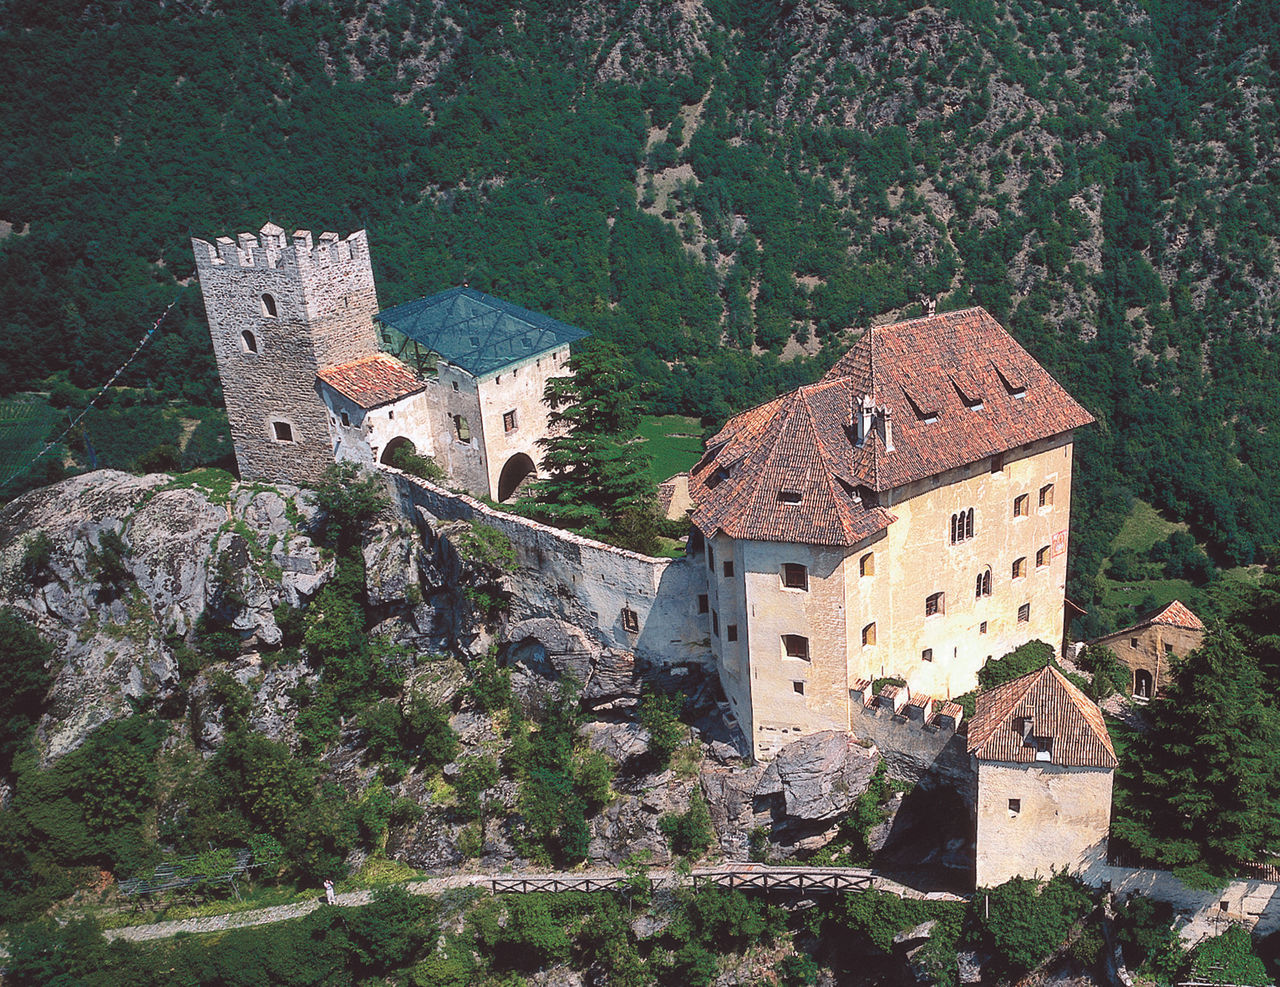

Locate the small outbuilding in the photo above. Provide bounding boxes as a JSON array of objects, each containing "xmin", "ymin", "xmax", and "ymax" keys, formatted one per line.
[
  {"xmin": 1087, "ymin": 600, "xmax": 1205, "ymax": 699},
  {"xmin": 968, "ymin": 666, "xmax": 1117, "ymax": 888}
]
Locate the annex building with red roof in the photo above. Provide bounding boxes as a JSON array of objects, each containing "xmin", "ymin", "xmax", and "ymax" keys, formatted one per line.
[
  {"xmin": 687, "ymin": 306, "xmax": 1095, "ymax": 760},
  {"xmin": 968, "ymin": 666, "xmax": 1116, "ymax": 887},
  {"xmin": 1087, "ymin": 599, "xmax": 1205, "ymax": 700}
]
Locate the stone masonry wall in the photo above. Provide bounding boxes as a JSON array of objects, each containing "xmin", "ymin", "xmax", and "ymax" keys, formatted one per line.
[
  {"xmin": 192, "ymin": 226, "xmax": 379, "ymax": 485},
  {"xmin": 850, "ymin": 703, "xmax": 974, "ymax": 797},
  {"xmin": 388, "ymin": 469, "xmax": 709, "ymax": 668}
]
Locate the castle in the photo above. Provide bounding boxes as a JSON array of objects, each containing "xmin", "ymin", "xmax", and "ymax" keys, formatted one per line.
[
  {"xmin": 194, "ymin": 222, "xmax": 1119, "ymax": 886},
  {"xmin": 194, "ymin": 225, "xmax": 1097, "ymax": 763},
  {"xmin": 191, "ymin": 223, "xmax": 586, "ymax": 501}
]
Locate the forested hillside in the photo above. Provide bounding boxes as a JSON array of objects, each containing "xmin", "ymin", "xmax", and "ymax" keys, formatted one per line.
[{"xmin": 3, "ymin": 0, "xmax": 1279, "ymax": 632}]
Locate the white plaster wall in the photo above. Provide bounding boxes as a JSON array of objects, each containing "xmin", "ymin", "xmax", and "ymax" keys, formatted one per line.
[
  {"xmin": 740, "ymin": 540, "xmax": 851, "ymax": 760},
  {"xmin": 1082, "ymin": 864, "xmax": 1280, "ymax": 941},
  {"xmin": 975, "ymin": 759, "xmax": 1112, "ymax": 888},
  {"xmin": 866, "ymin": 433, "xmax": 1076, "ymax": 700},
  {"xmin": 320, "ymin": 388, "xmax": 439, "ymax": 468},
  {"xmin": 476, "ymin": 346, "xmax": 570, "ymax": 500}
]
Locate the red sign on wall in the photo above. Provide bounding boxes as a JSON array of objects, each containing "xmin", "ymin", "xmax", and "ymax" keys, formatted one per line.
[{"xmin": 1052, "ymin": 529, "xmax": 1067, "ymax": 557}]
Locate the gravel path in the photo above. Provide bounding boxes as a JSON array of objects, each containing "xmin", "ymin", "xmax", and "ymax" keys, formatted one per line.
[{"xmin": 100, "ymin": 866, "xmax": 963, "ymax": 945}]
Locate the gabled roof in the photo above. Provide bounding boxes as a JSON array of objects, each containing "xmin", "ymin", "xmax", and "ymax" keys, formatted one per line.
[
  {"xmin": 689, "ymin": 306, "xmax": 1093, "ymax": 546},
  {"xmin": 1147, "ymin": 599, "xmax": 1205, "ymax": 630},
  {"xmin": 967, "ymin": 666, "xmax": 1117, "ymax": 769},
  {"xmin": 317, "ymin": 353, "xmax": 426, "ymax": 409},
  {"xmin": 1092, "ymin": 599, "xmax": 1206, "ymax": 644},
  {"xmin": 689, "ymin": 378, "xmax": 895, "ymax": 547},
  {"xmin": 823, "ymin": 307, "xmax": 1096, "ymax": 491},
  {"xmin": 375, "ymin": 287, "xmax": 589, "ymax": 378}
]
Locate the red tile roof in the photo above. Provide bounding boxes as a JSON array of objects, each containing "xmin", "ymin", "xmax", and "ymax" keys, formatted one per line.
[
  {"xmin": 317, "ymin": 354, "xmax": 426, "ymax": 409},
  {"xmin": 967, "ymin": 666, "xmax": 1117, "ymax": 769},
  {"xmin": 689, "ymin": 307, "xmax": 1093, "ymax": 546},
  {"xmin": 1091, "ymin": 599, "xmax": 1206, "ymax": 645},
  {"xmin": 1148, "ymin": 599, "xmax": 1205, "ymax": 630}
]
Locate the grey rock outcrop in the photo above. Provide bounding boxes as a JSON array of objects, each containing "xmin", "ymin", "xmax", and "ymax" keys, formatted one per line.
[
  {"xmin": 0, "ymin": 470, "xmax": 331, "ymax": 762},
  {"xmin": 504, "ymin": 617, "xmax": 641, "ymax": 709}
]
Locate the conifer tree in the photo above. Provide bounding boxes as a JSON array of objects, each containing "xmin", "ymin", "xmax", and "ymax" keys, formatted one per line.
[
  {"xmin": 519, "ymin": 343, "xmax": 661, "ymax": 553},
  {"xmin": 1113, "ymin": 624, "xmax": 1280, "ymax": 882}
]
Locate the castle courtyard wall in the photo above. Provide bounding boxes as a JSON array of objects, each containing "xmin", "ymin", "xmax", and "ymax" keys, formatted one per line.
[{"xmin": 388, "ymin": 470, "xmax": 709, "ymax": 668}]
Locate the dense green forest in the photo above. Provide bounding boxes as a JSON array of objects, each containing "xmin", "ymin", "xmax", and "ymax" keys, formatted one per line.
[{"xmin": 3, "ymin": 0, "xmax": 1279, "ymax": 635}]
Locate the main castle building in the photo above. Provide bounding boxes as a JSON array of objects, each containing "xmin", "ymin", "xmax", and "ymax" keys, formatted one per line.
[{"xmin": 688, "ymin": 308, "xmax": 1094, "ymax": 760}]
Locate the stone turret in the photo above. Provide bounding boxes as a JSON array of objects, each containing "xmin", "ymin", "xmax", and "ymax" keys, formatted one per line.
[{"xmin": 191, "ymin": 224, "xmax": 381, "ymax": 484}]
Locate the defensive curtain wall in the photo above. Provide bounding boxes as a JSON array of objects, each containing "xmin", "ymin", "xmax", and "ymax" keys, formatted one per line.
[{"xmin": 386, "ymin": 468, "xmax": 709, "ymax": 668}]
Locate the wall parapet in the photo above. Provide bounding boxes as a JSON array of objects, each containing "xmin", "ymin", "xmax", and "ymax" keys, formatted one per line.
[{"xmin": 192, "ymin": 226, "xmax": 369, "ymax": 274}]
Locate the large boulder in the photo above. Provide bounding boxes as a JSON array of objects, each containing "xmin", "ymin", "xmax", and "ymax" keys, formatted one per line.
[
  {"xmin": 759, "ymin": 731, "xmax": 881, "ymax": 822},
  {"xmin": 504, "ymin": 617, "xmax": 642, "ymax": 708}
]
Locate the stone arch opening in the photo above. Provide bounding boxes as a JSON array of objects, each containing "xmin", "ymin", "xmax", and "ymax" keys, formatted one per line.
[
  {"xmin": 1134, "ymin": 669, "xmax": 1154, "ymax": 699},
  {"xmin": 498, "ymin": 452, "xmax": 537, "ymax": 503},
  {"xmin": 381, "ymin": 436, "xmax": 417, "ymax": 467}
]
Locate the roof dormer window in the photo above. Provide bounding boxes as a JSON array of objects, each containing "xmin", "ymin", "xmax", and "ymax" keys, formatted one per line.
[
  {"xmin": 1030, "ymin": 736, "xmax": 1053, "ymax": 761},
  {"xmin": 779, "ymin": 490, "xmax": 802, "ymax": 505}
]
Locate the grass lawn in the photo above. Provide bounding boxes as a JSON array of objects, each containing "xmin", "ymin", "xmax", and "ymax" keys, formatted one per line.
[
  {"xmin": 0, "ymin": 393, "xmax": 58, "ymax": 481},
  {"xmin": 1110, "ymin": 498, "xmax": 1186, "ymax": 555},
  {"xmin": 636, "ymin": 414, "xmax": 703, "ymax": 485},
  {"xmin": 1099, "ymin": 575, "xmax": 1200, "ymax": 612}
]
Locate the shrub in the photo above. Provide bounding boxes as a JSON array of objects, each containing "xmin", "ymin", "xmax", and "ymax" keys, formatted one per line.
[
  {"xmin": 977, "ymin": 640, "xmax": 1056, "ymax": 690},
  {"xmin": 573, "ymin": 748, "xmax": 615, "ymax": 813},
  {"xmin": 315, "ymin": 462, "xmax": 387, "ymax": 546},
  {"xmin": 976, "ymin": 874, "xmax": 1093, "ymax": 974},
  {"xmin": 88, "ymin": 528, "xmax": 132, "ymax": 591},
  {"xmin": 639, "ymin": 688, "xmax": 685, "ymax": 766},
  {"xmin": 660, "ymin": 789, "xmax": 714, "ymax": 859},
  {"xmin": 1190, "ymin": 926, "xmax": 1268, "ymax": 985},
  {"xmin": 389, "ymin": 443, "xmax": 445, "ymax": 482},
  {"xmin": 18, "ymin": 531, "xmax": 54, "ymax": 585},
  {"xmin": 467, "ymin": 648, "xmax": 511, "ymax": 713},
  {"xmin": 0, "ymin": 609, "xmax": 54, "ymax": 775}
]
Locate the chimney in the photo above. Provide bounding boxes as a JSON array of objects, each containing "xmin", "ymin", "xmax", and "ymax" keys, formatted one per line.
[
  {"xmin": 856, "ymin": 394, "xmax": 875, "ymax": 445},
  {"xmin": 922, "ymin": 294, "xmax": 937, "ymax": 317},
  {"xmin": 878, "ymin": 406, "xmax": 894, "ymax": 452}
]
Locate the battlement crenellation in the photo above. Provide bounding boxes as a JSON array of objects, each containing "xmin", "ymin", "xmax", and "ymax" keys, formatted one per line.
[{"xmin": 191, "ymin": 224, "xmax": 368, "ymax": 275}]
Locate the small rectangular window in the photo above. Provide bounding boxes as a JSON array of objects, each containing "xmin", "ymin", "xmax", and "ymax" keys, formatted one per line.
[
  {"xmin": 1012, "ymin": 557, "xmax": 1027, "ymax": 579},
  {"xmin": 1164, "ymin": 642, "xmax": 1174, "ymax": 656},
  {"xmin": 1131, "ymin": 637, "xmax": 1139, "ymax": 648},
  {"xmin": 712, "ymin": 611, "xmax": 719, "ymax": 637},
  {"xmin": 1032, "ymin": 736, "xmax": 1052, "ymax": 761},
  {"xmin": 707, "ymin": 546, "xmax": 715, "ymax": 570},
  {"xmin": 921, "ymin": 648, "xmax": 933, "ymax": 662},
  {"xmin": 453, "ymin": 415, "xmax": 471, "ymax": 442},
  {"xmin": 1039, "ymin": 483, "xmax": 1055, "ymax": 508},
  {"xmin": 980, "ymin": 621, "xmax": 988, "ymax": 634},
  {"xmin": 340, "ymin": 411, "xmax": 350, "ymax": 427},
  {"xmin": 723, "ymin": 561, "xmax": 734, "ymax": 578},
  {"xmin": 782, "ymin": 563, "xmax": 808, "ymax": 590},
  {"xmin": 698, "ymin": 594, "xmax": 709, "ymax": 614},
  {"xmin": 272, "ymin": 421, "xmax": 294, "ymax": 442},
  {"xmin": 860, "ymin": 552, "xmax": 875, "ymax": 577},
  {"xmin": 621, "ymin": 607, "xmax": 639, "ymax": 633},
  {"xmin": 503, "ymin": 410, "xmax": 518, "ymax": 432},
  {"xmin": 779, "ymin": 490, "xmax": 802, "ymax": 505},
  {"xmin": 1008, "ymin": 798, "xmax": 1021, "ymax": 816},
  {"xmin": 1036, "ymin": 546, "xmax": 1050, "ymax": 569},
  {"xmin": 1013, "ymin": 494, "xmax": 1029, "ymax": 517},
  {"xmin": 1018, "ymin": 603, "xmax": 1031, "ymax": 624},
  {"xmin": 862, "ymin": 622, "xmax": 877, "ymax": 647},
  {"xmin": 925, "ymin": 592, "xmax": 944, "ymax": 617},
  {"xmin": 991, "ymin": 454, "xmax": 1004, "ymax": 473},
  {"xmin": 793, "ymin": 681, "xmax": 805, "ymax": 695},
  {"xmin": 727, "ymin": 624, "xmax": 738, "ymax": 642},
  {"xmin": 782, "ymin": 634, "xmax": 810, "ymax": 661}
]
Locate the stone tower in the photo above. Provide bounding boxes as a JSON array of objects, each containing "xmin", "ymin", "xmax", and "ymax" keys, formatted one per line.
[{"xmin": 191, "ymin": 224, "xmax": 380, "ymax": 485}]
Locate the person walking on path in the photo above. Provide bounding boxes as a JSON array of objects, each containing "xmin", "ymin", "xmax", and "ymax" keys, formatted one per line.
[{"xmin": 323, "ymin": 879, "xmax": 336, "ymax": 905}]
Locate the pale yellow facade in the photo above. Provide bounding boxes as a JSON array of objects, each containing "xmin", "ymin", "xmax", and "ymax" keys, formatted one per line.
[
  {"xmin": 974, "ymin": 759, "xmax": 1113, "ymax": 887},
  {"xmin": 705, "ymin": 432, "xmax": 1078, "ymax": 761}
]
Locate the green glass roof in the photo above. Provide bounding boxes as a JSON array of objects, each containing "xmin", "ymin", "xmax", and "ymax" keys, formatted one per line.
[{"xmin": 375, "ymin": 287, "xmax": 589, "ymax": 378}]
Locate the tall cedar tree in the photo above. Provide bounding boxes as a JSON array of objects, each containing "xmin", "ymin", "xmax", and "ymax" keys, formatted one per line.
[
  {"xmin": 521, "ymin": 344, "xmax": 659, "ymax": 552},
  {"xmin": 1113, "ymin": 624, "xmax": 1280, "ymax": 882}
]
